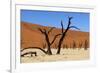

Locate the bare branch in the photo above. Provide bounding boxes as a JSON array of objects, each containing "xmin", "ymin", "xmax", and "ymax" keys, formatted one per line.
[
  {"xmin": 67, "ymin": 17, "xmax": 73, "ymax": 27},
  {"xmin": 50, "ymin": 33, "xmax": 62, "ymax": 45},
  {"xmin": 21, "ymin": 47, "xmax": 47, "ymax": 54},
  {"xmin": 69, "ymin": 26, "xmax": 80, "ymax": 30},
  {"xmin": 48, "ymin": 27, "xmax": 55, "ymax": 34},
  {"xmin": 61, "ymin": 20, "xmax": 64, "ymax": 33},
  {"xmin": 38, "ymin": 28, "xmax": 44, "ymax": 33},
  {"xmin": 21, "ymin": 51, "xmax": 37, "ymax": 57},
  {"xmin": 57, "ymin": 16, "xmax": 73, "ymax": 54},
  {"xmin": 38, "ymin": 28, "xmax": 52, "ymax": 55},
  {"xmin": 43, "ymin": 29, "xmax": 48, "ymax": 34}
]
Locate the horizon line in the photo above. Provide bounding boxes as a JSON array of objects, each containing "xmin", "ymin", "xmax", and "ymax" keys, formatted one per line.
[{"xmin": 21, "ymin": 21, "xmax": 89, "ymax": 33}]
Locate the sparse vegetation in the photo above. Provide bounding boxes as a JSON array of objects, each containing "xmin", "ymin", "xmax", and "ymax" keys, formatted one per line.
[
  {"xmin": 84, "ymin": 40, "xmax": 88, "ymax": 50},
  {"xmin": 72, "ymin": 40, "xmax": 76, "ymax": 49},
  {"xmin": 63, "ymin": 44, "xmax": 66, "ymax": 49},
  {"xmin": 65, "ymin": 44, "xmax": 68, "ymax": 49},
  {"xmin": 31, "ymin": 26, "xmax": 38, "ymax": 30},
  {"xmin": 63, "ymin": 44, "xmax": 68, "ymax": 49},
  {"xmin": 78, "ymin": 41, "xmax": 83, "ymax": 50}
]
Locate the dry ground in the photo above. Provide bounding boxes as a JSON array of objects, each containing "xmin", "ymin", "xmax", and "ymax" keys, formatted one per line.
[{"xmin": 21, "ymin": 48, "xmax": 89, "ymax": 63}]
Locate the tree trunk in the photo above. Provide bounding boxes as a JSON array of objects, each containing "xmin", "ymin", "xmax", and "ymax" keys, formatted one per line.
[
  {"xmin": 47, "ymin": 46, "xmax": 52, "ymax": 55},
  {"xmin": 45, "ymin": 32, "xmax": 52, "ymax": 55},
  {"xmin": 57, "ymin": 35, "xmax": 64, "ymax": 54},
  {"xmin": 57, "ymin": 31, "xmax": 66, "ymax": 54}
]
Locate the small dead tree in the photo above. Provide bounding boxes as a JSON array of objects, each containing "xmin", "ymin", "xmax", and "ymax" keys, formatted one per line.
[
  {"xmin": 72, "ymin": 40, "xmax": 76, "ymax": 49},
  {"xmin": 70, "ymin": 43, "xmax": 72, "ymax": 49},
  {"xmin": 63, "ymin": 44, "xmax": 68, "ymax": 49},
  {"xmin": 84, "ymin": 40, "xmax": 88, "ymax": 50},
  {"xmin": 65, "ymin": 44, "xmax": 68, "ymax": 49},
  {"xmin": 78, "ymin": 41, "xmax": 83, "ymax": 50},
  {"xmin": 63, "ymin": 44, "xmax": 66, "ymax": 49},
  {"xmin": 57, "ymin": 17, "xmax": 80, "ymax": 54}
]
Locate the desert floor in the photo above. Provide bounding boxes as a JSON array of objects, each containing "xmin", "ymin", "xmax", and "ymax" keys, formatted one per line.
[{"xmin": 21, "ymin": 48, "xmax": 89, "ymax": 63}]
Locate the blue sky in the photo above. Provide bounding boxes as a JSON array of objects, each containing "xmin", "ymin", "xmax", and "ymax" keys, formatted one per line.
[{"xmin": 21, "ymin": 9, "xmax": 90, "ymax": 32}]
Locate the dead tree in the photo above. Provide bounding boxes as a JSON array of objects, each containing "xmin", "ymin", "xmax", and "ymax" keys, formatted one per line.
[
  {"xmin": 38, "ymin": 27, "xmax": 61, "ymax": 55},
  {"xmin": 21, "ymin": 17, "xmax": 80, "ymax": 55},
  {"xmin": 56, "ymin": 17, "xmax": 80, "ymax": 54},
  {"xmin": 84, "ymin": 40, "xmax": 88, "ymax": 50},
  {"xmin": 21, "ymin": 27, "xmax": 61, "ymax": 55},
  {"xmin": 63, "ymin": 44, "xmax": 68, "ymax": 49},
  {"xmin": 72, "ymin": 40, "xmax": 76, "ymax": 49},
  {"xmin": 63, "ymin": 44, "xmax": 66, "ymax": 49},
  {"xmin": 65, "ymin": 44, "xmax": 68, "ymax": 49},
  {"xmin": 79, "ymin": 41, "xmax": 83, "ymax": 50}
]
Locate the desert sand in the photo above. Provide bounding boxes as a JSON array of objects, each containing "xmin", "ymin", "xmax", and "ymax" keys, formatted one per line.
[{"xmin": 21, "ymin": 48, "xmax": 89, "ymax": 63}]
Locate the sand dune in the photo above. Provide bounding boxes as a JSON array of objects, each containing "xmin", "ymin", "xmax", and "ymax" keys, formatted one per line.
[
  {"xmin": 21, "ymin": 21, "xmax": 89, "ymax": 63},
  {"xmin": 21, "ymin": 48, "xmax": 89, "ymax": 63},
  {"xmin": 21, "ymin": 21, "xmax": 89, "ymax": 49}
]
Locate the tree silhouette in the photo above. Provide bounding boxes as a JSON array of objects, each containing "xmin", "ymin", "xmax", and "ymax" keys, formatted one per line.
[
  {"xmin": 38, "ymin": 27, "xmax": 61, "ymax": 55},
  {"xmin": 56, "ymin": 17, "xmax": 80, "ymax": 54},
  {"xmin": 21, "ymin": 16, "xmax": 80, "ymax": 55}
]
